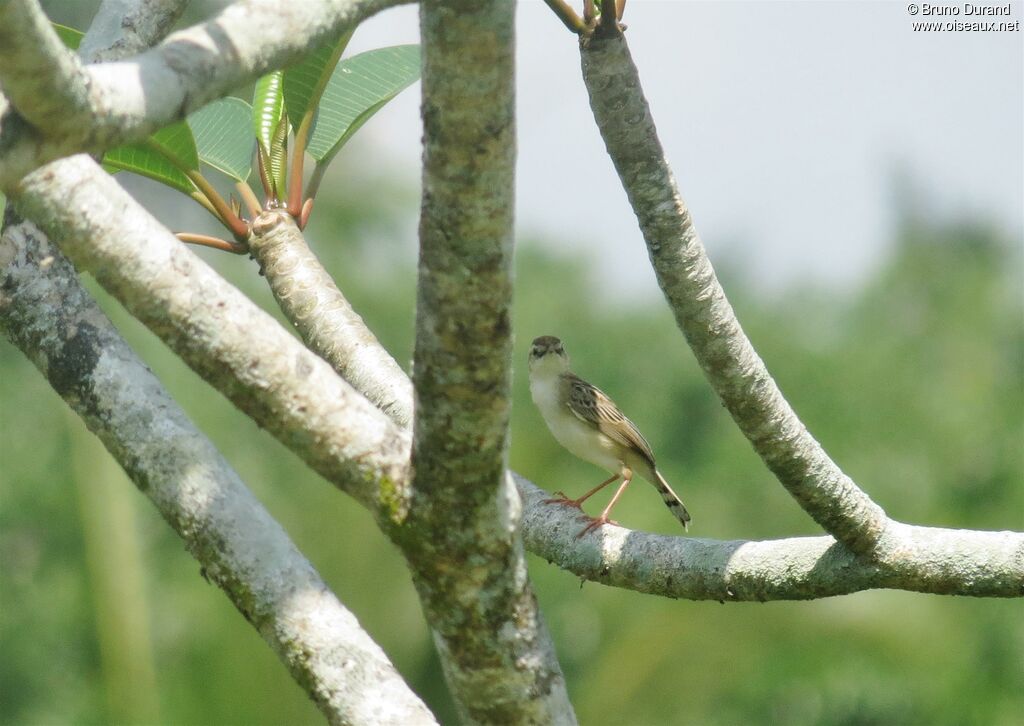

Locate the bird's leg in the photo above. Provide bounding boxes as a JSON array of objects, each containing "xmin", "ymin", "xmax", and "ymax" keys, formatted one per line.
[
  {"xmin": 545, "ymin": 473, "xmax": 620, "ymax": 509},
  {"xmin": 575, "ymin": 468, "xmax": 632, "ymax": 539}
]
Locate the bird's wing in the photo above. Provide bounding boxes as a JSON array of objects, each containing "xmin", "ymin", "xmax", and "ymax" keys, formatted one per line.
[{"xmin": 563, "ymin": 373, "xmax": 656, "ymax": 466}]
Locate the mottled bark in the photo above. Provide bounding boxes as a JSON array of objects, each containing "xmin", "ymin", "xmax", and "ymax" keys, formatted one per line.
[
  {"xmin": 0, "ymin": 0, "xmax": 92, "ymax": 138},
  {"xmin": 0, "ymin": 0, "xmax": 413, "ymax": 191},
  {"xmin": 516, "ymin": 476, "xmax": 1024, "ymax": 600},
  {"xmin": 578, "ymin": 28, "xmax": 889, "ymax": 555},
  {"xmin": 248, "ymin": 211, "xmax": 414, "ymax": 427},
  {"xmin": 12, "ymin": 156, "xmax": 411, "ymax": 523},
  {"xmin": 78, "ymin": 0, "xmax": 189, "ymax": 62},
  {"xmin": 0, "ymin": 4, "xmax": 435, "ymax": 721},
  {"xmin": 247, "ymin": 208, "xmax": 1024, "ymax": 603},
  {"xmin": 0, "ymin": 217, "xmax": 436, "ymax": 725},
  {"xmin": 403, "ymin": 1, "xmax": 575, "ymax": 723}
]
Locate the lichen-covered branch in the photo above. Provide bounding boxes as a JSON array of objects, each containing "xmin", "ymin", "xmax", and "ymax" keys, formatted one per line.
[
  {"xmin": 8, "ymin": 132, "xmax": 1019, "ymax": 617},
  {"xmin": 0, "ymin": 4, "xmax": 434, "ymax": 720},
  {"xmin": 0, "ymin": 214, "xmax": 436, "ymax": 726},
  {"xmin": 11, "ymin": 155, "xmax": 411, "ymax": 523},
  {"xmin": 401, "ymin": 1, "xmax": 575, "ymax": 723},
  {"xmin": 0, "ymin": 0, "xmax": 92, "ymax": 137},
  {"xmin": 578, "ymin": 28, "xmax": 890, "ymax": 555},
  {"xmin": 516, "ymin": 476, "xmax": 1024, "ymax": 600},
  {"xmin": 78, "ymin": 0, "xmax": 188, "ymax": 62},
  {"xmin": 248, "ymin": 211, "xmax": 414, "ymax": 427},
  {"xmin": 0, "ymin": 0, "xmax": 412, "ymax": 191},
  {"xmin": 240, "ymin": 151, "xmax": 1022, "ymax": 606}
]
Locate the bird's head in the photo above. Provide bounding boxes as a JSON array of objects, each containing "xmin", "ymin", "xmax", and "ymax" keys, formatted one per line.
[{"xmin": 529, "ymin": 335, "xmax": 570, "ymax": 376}]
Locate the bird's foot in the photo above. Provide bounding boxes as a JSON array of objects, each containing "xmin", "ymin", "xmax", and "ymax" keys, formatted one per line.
[
  {"xmin": 574, "ymin": 514, "xmax": 618, "ymax": 540},
  {"xmin": 544, "ymin": 491, "xmax": 586, "ymax": 510}
]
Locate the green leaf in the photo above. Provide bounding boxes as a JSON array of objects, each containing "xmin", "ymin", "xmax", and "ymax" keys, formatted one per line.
[
  {"xmin": 188, "ymin": 97, "xmax": 253, "ymax": 182},
  {"xmin": 269, "ymin": 114, "xmax": 288, "ymax": 198},
  {"xmin": 102, "ymin": 146, "xmax": 193, "ymax": 193},
  {"xmin": 147, "ymin": 121, "xmax": 200, "ymax": 171},
  {"xmin": 52, "ymin": 23, "xmax": 83, "ymax": 50},
  {"xmin": 103, "ymin": 121, "xmax": 199, "ymax": 194},
  {"xmin": 252, "ymin": 71, "xmax": 287, "ymax": 196},
  {"xmin": 283, "ymin": 33, "xmax": 351, "ymax": 134},
  {"xmin": 306, "ymin": 45, "xmax": 420, "ymax": 164}
]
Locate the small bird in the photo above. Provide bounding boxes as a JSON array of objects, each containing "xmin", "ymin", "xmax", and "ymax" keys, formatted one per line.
[{"xmin": 528, "ymin": 335, "xmax": 691, "ymax": 538}]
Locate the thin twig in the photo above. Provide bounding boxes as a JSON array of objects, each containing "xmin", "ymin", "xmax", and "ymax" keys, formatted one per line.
[
  {"xmin": 288, "ymin": 32, "xmax": 352, "ymax": 218},
  {"xmin": 0, "ymin": 0, "xmax": 415, "ymax": 192},
  {"xmin": 235, "ymin": 181, "xmax": 262, "ymax": 217},
  {"xmin": 175, "ymin": 232, "xmax": 247, "ymax": 254},
  {"xmin": 182, "ymin": 169, "xmax": 249, "ymax": 238},
  {"xmin": 582, "ymin": 0, "xmax": 596, "ymax": 26},
  {"xmin": 541, "ymin": 0, "xmax": 588, "ymax": 34},
  {"xmin": 187, "ymin": 190, "xmax": 220, "ymax": 218}
]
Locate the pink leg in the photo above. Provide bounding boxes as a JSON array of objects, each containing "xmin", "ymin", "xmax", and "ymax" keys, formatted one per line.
[
  {"xmin": 545, "ymin": 473, "xmax": 620, "ymax": 509},
  {"xmin": 575, "ymin": 473, "xmax": 632, "ymax": 539}
]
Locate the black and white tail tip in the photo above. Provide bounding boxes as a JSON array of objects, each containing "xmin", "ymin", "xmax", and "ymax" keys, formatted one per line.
[{"xmin": 656, "ymin": 471, "xmax": 691, "ymax": 531}]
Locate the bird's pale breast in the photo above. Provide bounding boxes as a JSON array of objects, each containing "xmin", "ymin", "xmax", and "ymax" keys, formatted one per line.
[{"xmin": 530, "ymin": 375, "xmax": 623, "ymax": 473}]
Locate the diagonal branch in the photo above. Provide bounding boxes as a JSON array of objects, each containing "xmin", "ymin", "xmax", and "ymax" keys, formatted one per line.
[
  {"xmin": 0, "ymin": 0, "xmax": 413, "ymax": 191},
  {"xmin": 239, "ymin": 133, "xmax": 1023, "ymax": 605},
  {"xmin": 0, "ymin": 0, "xmax": 91, "ymax": 137},
  {"xmin": 12, "ymin": 155, "xmax": 412, "ymax": 524},
  {"xmin": 0, "ymin": 214, "xmax": 436, "ymax": 726},
  {"xmin": 78, "ymin": 0, "xmax": 190, "ymax": 62},
  {"xmin": 9, "ymin": 148, "xmax": 1019, "ymax": 612},
  {"xmin": 247, "ymin": 211, "xmax": 414, "ymax": 427},
  {"xmin": 577, "ymin": 28, "xmax": 890, "ymax": 555},
  {"xmin": 0, "ymin": 4, "xmax": 434, "ymax": 721}
]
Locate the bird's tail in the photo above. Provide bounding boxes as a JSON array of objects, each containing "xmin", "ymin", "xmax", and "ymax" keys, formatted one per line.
[{"xmin": 654, "ymin": 470, "xmax": 691, "ymax": 531}]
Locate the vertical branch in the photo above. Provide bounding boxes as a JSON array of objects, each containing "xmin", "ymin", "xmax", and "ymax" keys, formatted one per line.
[{"xmin": 406, "ymin": 0, "xmax": 576, "ymax": 722}]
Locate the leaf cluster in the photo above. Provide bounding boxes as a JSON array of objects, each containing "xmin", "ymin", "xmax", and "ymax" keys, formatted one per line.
[{"xmin": 55, "ymin": 23, "xmax": 420, "ymax": 249}]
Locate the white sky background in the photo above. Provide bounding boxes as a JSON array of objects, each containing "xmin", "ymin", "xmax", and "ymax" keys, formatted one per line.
[
  {"xmin": 41, "ymin": 1, "xmax": 1024, "ymax": 302},
  {"xmin": 345, "ymin": 1, "xmax": 1023, "ymax": 301}
]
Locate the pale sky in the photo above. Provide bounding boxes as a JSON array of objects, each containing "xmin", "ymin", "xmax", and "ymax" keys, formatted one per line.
[
  {"xmin": 347, "ymin": 1, "xmax": 1023, "ymax": 300},
  {"xmin": 42, "ymin": 1, "xmax": 1024, "ymax": 303}
]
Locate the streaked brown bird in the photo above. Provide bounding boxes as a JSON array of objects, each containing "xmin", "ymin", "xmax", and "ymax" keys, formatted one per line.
[{"xmin": 528, "ymin": 335, "xmax": 691, "ymax": 538}]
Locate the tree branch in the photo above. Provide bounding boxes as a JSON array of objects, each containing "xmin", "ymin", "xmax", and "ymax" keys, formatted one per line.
[
  {"xmin": 240, "ymin": 141, "xmax": 1022, "ymax": 606},
  {"xmin": 11, "ymin": 155, "xmax": 412, "ymax": 524},
  {"xmin": 9, "ymin": 150, "xmax": 1019, "ymax": 613},
  {"xmin": 0, "ymin": 214, "xmax": 436, "ymax": 726},
  {"xmin": 247, "ymin": 211, "xmax": 414, "ymax": 427},
  {"xmin": 577, "ymin": 28, "xmax": 890, "ymax": 555},
  {"xmin": 516, "ymin": 476, "xmax": 1024, "ymax": 600},
  {"xmin": 0, "ymin": 0, "xmax": 92, "ymax": 137},
  {"xmin": 78, "ymin": 0, "xmax": 189, "ymax": 62},
  {"xmin": 0, "ymin": 5, "xmax": 434, "ymax": 721},
  {"xmin": 402, "ymin": 1, "xmax": 575, "ymax": 722},
  {"xmin": 0, "ymin": 0, "xmax": 413, "ymax": 191}
]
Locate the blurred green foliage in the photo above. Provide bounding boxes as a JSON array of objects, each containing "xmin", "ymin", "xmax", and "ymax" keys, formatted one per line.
[{"xmin": 1, "ymin": 169, "xmax": 1021, "ymax": 726}]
